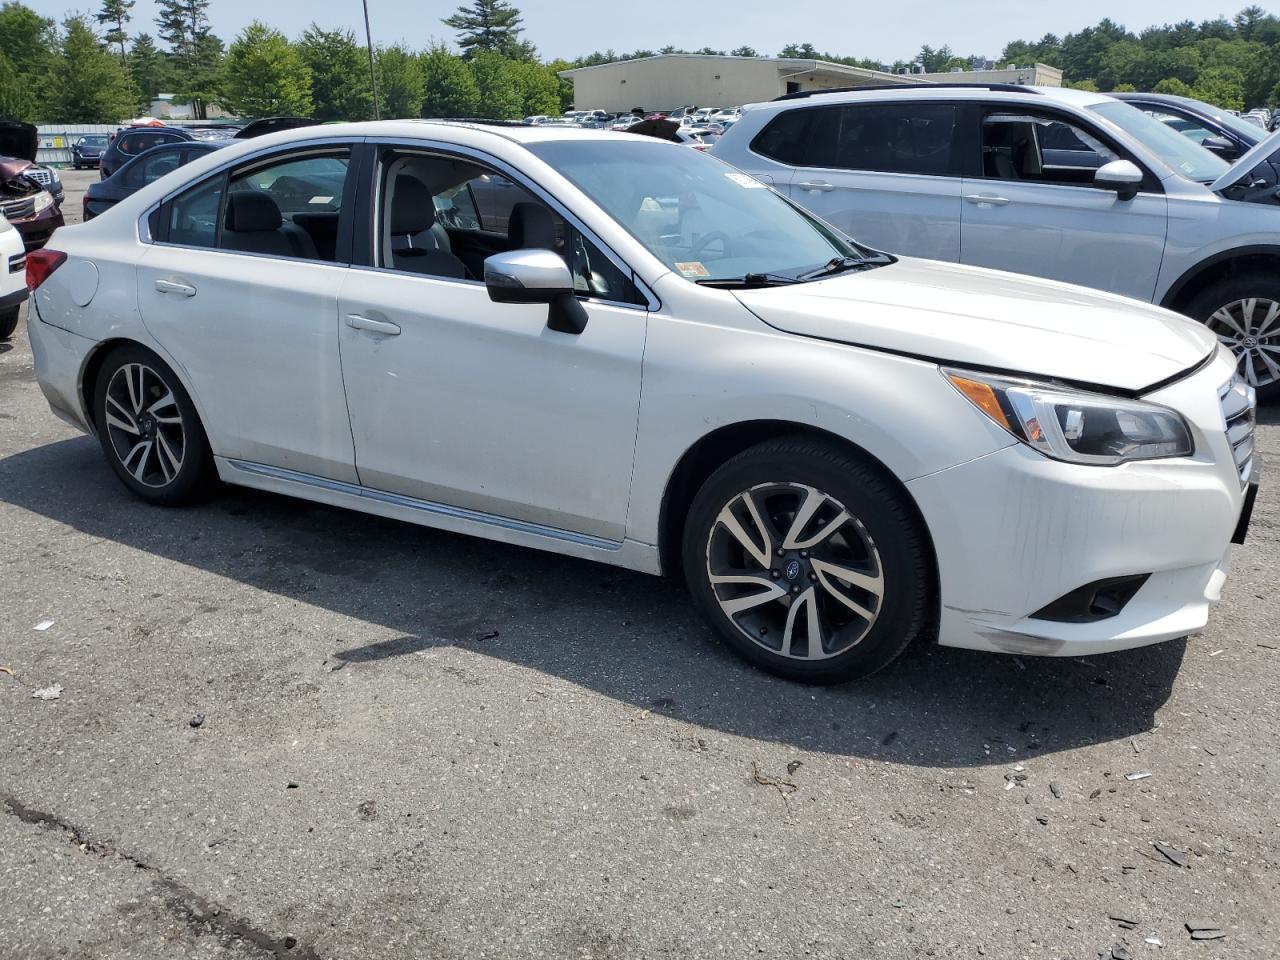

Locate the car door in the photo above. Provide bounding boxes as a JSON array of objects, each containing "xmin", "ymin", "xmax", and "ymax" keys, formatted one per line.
[
  {"xmin": 762, "ymin": 101, "xmax": 964, "ymax": 261},
  {"xmin": 335, "ymin": 144, "xmax": 648, "ymax": 542},
  {"xmin": 960, "ymin": 107, "xmax": 1168, "ymax": 301},
  {"xmin": 135, "ymin": 143, "xmax": 360, "ymax": 483}
]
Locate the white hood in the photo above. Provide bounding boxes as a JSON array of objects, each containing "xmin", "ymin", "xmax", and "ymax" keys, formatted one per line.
[
  {"xmin": 1210, "ymin": 126, "xmax": 1280, "ymax": 192},
  {"xmin": 734, "ymin": 258, "xmax": 1216, "ymax": 393}
]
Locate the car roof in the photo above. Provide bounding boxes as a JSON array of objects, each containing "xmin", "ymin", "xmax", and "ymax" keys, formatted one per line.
[
  {"xmin": 225, "ymin": 119, "xmax": 660, "ymax": 150},
  {"xmin": 745, "ymin": 84, "xmax": 1113, "ymax": 112}
]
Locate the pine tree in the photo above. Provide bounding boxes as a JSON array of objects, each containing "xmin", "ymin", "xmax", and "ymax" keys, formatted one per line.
[
  {"xmin": 128, "ymin": 33, "xmax": 166, "ymax": 107},
  {"xmin": 154, "ymin": 0, "xmax": 220, "ymax": 118},
  {"xmin": 376, "ymin": 44, "xmax": 424, "ymax": 118},
  {"xmin": 419, "ymin": 44, "xmax": 479, "ymax": 117},
  {"xmin": 443, "ymin": 0, "xmax": 532, "ymax": 60},
  {"xmin": 96, "ymin": 0, "xmax": 134, "ymax": 60},
  {"xmin": 49, "ymin": 15, "xmax": 137, "ymax": 122},
  {"xmin": 223, "ymin": 21, "xmax": 311, "ymax": 118},
  {"xmin": 298, "ymin": 25, "xmax": 374, "ymax": 121}
]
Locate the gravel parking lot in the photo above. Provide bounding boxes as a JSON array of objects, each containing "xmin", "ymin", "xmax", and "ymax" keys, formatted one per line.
[{"xmin": 1, "ymin": 169, "xmax": 1277, "ymax": 959}]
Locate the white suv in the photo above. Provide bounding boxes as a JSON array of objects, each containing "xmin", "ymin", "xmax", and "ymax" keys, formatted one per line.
[
  {"xmin": 714, "ymin": 84, "xmax": 1280, "ymax": 394},
  {"xmin": 0, "ymin": 213, "xmax": 27, "ymax": 340}
]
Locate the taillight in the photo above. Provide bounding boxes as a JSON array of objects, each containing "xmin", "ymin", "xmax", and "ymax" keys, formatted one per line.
[{"xmin": 26, "ymin": 249, "xmax": 67, "ymax": 290}]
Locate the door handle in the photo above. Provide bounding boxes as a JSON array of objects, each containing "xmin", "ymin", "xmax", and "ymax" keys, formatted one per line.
[
  {"xmin": 154, "ymin": 278, "xmax": 196, "ymax": 297},
  {"xmin": 345, "ymin": 313, "xmax": 401, "ymax": 336},
  {"xmin": 796, "ymin": 180, "xmax": 835, "ymax": 192},
  {"xmin": 964, "ymin": 194, "xmax": 1011, "ymax": 206}
]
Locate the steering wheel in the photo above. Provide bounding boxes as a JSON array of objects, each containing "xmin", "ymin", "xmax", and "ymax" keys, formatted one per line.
[{"xmin": 690, "ymin": 230, "xmax": 733, "ymax": 260}]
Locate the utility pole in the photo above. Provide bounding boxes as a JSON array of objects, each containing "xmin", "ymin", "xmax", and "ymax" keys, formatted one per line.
[{"xmin": 361, "ymin": 0, "xmax": 381, "ymax": 119}]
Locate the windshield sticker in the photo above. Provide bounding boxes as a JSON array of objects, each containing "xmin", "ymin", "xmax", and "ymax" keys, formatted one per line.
[
  {"xmin": 675, "ymin": 261, "xmax": 711, "ymax": 278},
  {"xmin": 725, "ymin": 172, "xmax": 767, "ymax": 189}
]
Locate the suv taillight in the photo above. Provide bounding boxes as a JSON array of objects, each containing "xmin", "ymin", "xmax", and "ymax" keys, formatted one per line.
[{"xmin": 26, "ymin": 249, "xmax": 67, "ymax": 290}]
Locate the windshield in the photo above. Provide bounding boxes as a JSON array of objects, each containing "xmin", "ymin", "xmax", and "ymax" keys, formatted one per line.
[
  {"xmin": 526, "ymin": 139, "xmax": 866, "ymax": 282},
  {"xmin": 78, "ymin": 136, "xmax": 108, "ymax": 146},
  {"xmin": 1089, "ymin": 99, "xmax": 1229, "ymax": 183}
]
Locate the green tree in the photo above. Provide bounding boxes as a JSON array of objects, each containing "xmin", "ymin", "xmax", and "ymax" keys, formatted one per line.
[
  {"xmin": 155, "ymin": 0, "xmax": 219, "ymax": 117},
  {"xmin": 730, "ymin": 45, "xmax": 758, "ymax": 57},
  {"xmin": 0, "ymin": 50, "xmax": 37, "ymax": 121},
  {"xmin": 503, "ymin": 58, "xmax": 560, "ymax": 117},
  {"xmin": 299, "ymin": 25, "xmax": 374, "ymax": 121},
  {"xmin": 444, "ymin": 0, "xmax": 533, "ymax": 59},
  {"xmin": 419, "ymin": 44, "xmax": 479, "ymax": 117},
  {"xmin": 1192, "ymin": 65, "xmax": 1246, "ymax": 110},
  {"xmin": 545, "ymin": 56, "xmax": 574, "ymax": 112},
  {"xmin": 376, "ymin": 43, "xmax": 423, "ymax": 118},
  {"xmin": 96, "ymin": 0, "xmax": 133, "ymax": 60},
  {"xmin": 915, "ymin": 44, "xmax": 954, "ymax": 72},
  {"xmin": 48, "ymin": 15, "xmax": 136, "ymax": 122},
  {"xmin": 1153, "ymin": 77, "xmax": 1195, "ymax": 96},
  {"xmin": 0, "ymin": 1, "xmax": 56, "ymax": 79},
  {"xmin": 468, "ymin": 49, "xmax": 520, "ymax": 118},
  {"xmin": 128, "ymin": 33, "xmax": 167, "ymax": 107},
  {"xmin": 222, "ymin": 21, "xmax": 310, "ymax": 117},
  {"xmin": 779, "ymin": 42, "xmax": 820, "ymax": 58}
]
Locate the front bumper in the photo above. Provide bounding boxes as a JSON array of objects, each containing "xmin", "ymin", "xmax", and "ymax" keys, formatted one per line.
[
  {"xmin": 13, "ymin": 205, "xmax": 65, "ymax": 252},
  {"xmin": 909, "ymin": 349, "xmax": 1251, "ymax": 657}
]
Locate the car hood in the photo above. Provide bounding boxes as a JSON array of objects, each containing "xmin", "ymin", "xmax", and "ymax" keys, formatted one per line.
[
  {"xmin": 1211, "ymin": 126, "xmax": 1280, "ymax": 192},
  {"xmin": 733, "ymin": 258, "xmax": 1216, "ymax": 393},
  {"xmin": 0, "ymin": 121, "xmax": 37, "ymax": 163}
]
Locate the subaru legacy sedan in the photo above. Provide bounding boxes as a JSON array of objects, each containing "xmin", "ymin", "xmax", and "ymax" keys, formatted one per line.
[{"xmin": 25, "ymin": 121, "xmax": 1256, "ymax": 682}]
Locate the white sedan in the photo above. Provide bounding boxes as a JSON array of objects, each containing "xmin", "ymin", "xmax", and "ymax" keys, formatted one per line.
[{"xmin": 25, "ymin": 121, "xmax": 1256, "ymax": 682}]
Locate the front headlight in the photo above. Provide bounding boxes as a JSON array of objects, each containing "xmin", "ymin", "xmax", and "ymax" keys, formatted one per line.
[
  {"xmin": 944, "ymin": 368, "xmax": 1194, "ymax": 466},
  {"xmin": 32, "ymin": 190, "xmax": 53, "ymax": 213}
]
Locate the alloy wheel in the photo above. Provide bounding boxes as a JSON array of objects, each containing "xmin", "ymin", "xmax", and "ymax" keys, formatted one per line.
[
  {"xmin": 704, "ymin": 482, "xmax": 884, "ymax": 661},
  {"xmin": 1206, "ymin": 297, "xmax": 1280, "ymax": 388},
  {"xmin": 103, "ymin": 362, "xmax": 187, "ymax": 488}
]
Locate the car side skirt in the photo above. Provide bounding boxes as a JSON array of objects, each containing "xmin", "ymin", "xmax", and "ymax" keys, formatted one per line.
[{"xmin": 217, "ymin": 458, "xmax": 663, "ymax": 575}]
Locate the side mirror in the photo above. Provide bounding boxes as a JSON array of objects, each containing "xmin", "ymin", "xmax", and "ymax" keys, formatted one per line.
[
  {"xmin": 1094, "ymin": 159, "xmax": 1144, "ymax": 201},
  {"xmin": 484, "ymin": 248, "xmax": 588, "ymax": 334},
  {"xmin": 1201, "ymin": 135, "xmax": 1238, "ymax": 160}
]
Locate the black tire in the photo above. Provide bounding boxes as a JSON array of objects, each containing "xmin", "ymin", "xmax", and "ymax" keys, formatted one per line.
[
  {"xmin": 92, "ymin": 344, "xmax": 216, "ymax": 506},
  {"xmin": 0, "ymin": 306, "xmax": 18, "ymax": 340},
  {"xmin": 682, "ymin": 437, "xmax": 932, "ymax": 684},
  {"xmin": 1184, "ymin": 272, "xmax": 1280, "ymax": 399}
]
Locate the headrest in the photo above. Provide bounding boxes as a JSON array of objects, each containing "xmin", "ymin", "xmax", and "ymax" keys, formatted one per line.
[
  {"xmin": 509, "ymin": 201, "xmax": 558, "ymax": 250},
  {"xmin": 390, "ymin": 176, "xmax": 437, "ymax": 235},
  {"xmin": 225, "ymin": 190, "xmax": 282, "ymax": 232}
]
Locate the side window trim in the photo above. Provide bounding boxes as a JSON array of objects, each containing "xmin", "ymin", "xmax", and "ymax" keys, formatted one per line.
[{"xmin": 364, "ymin": 139, "xmax": 657, "ymax": 311}]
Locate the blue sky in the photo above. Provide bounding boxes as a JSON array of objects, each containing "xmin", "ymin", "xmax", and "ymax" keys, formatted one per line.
[{"xmin": 30, "ymin": 0, "xmax": 1260, "ymax": 62}]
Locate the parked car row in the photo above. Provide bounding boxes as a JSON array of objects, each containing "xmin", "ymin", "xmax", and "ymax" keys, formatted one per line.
[
  {"xmin": 713, "ymin": 82, "xmax": 1280, "ymax": 393},
  {"xmin": 23, "ymin": 117, "xmax": 1257, "ymax": 683}
]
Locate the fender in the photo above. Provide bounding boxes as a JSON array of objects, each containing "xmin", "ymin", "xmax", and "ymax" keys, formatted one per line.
[{"xmin": 1160, "ymin": 243, "xmax": 1280, "ymax": 309}]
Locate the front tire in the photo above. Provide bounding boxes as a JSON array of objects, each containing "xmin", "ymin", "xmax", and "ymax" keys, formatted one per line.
[
  {"xmin": 92, "ymin": 345, "xmax": 215, "ymax": 505},
  {"xmin": 0, "ymin": 306, "xmax": 18, "ymax": 340},
  {"xmin": 682, "ymin": 438, "xmax": 932, "ymax": 684},
  {"xmin": 1185, "ymin": 274, "xmax": 1280, "ymax": 398}
]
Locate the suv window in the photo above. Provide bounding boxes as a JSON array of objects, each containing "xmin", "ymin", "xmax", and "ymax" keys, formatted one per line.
[
  {"xmin": 125, "ymin": 149, "xmax": 183, "ymax": 189},
  {"xmin": 982, "ymin": 111, "xmax": 1119, "ymax": 186},
  {"xmin": 752, "ymin": 103, "xmax": 960, "ymax": 176}
]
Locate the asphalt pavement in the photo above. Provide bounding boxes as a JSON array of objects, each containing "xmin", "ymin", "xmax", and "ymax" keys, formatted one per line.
[{"xmin": 0, "ymin": 170, "xmax": 1277, "ymax": 959}]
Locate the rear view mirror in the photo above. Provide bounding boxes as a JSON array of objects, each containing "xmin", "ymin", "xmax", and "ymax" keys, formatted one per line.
[
  {"xmin": 483, "ymin": 248, "xmax": 588, "ymax": 334},
  {"xmin": 1201, "ymin": 136, "xmax": 1238, "ymax": 160},
  {"xmin": 1094, "ymin": 159, "xmax": 1143, "ymax": 201}
]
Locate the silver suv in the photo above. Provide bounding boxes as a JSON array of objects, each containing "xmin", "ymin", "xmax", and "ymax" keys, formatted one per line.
[{"xmin": 713, "ymin": 83, "xmax": 1280, "ymax": 394}]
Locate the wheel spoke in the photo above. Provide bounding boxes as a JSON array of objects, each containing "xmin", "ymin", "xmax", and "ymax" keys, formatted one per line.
[
  {"xmin": 147, "ymin": 389, "xmax": 181, "ymax": 424},
  {"xmin": 811, "ymin": 557, "xmax": 882, "ymax": 620},
  {"xmin": 710, "ymin": 573, "xmax": 788, "ymax": 616},
  {"xmin": 1242, "ymin": 351, "xmax": 1260, "ymax": 386},
  {"xmin": 781, "ymin": 586, "xmax": 823, "ymax": 659},
  {"xmin": 1256, "ymin": 347, "xmax": 1280, "ymax": 384},
  {"xmin": 125, "ymin": 364, "xmax": 146, "ymax": 415},
  {"xmin": 105, "ymin": 395, "xmax": 139, "ymax": 435},
  {"xmin": 782, "ymin": 485, "xmax": 848, "ymax": 550},
  {"xmin": 1256, "ymin": 300, "xmax": 1280, "ymax": 338},
  {"xmin": 1212, "ymin": 306, "xmax": 1248, "ymax": 337},
  {"xmin": 716, "ymin": 493, "xmax": 773, "ymax": 569},
  {"xmin": 122, "ymin": 439, "xmax": 153, "ymax": 481},
  {"xmin": 155, "ymin": 430, "xmax": 181, "ymax": 481}
]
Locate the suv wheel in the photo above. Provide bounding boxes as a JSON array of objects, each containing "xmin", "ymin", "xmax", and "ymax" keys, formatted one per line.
[
  {"xmin": 1186, "ymin": 274, "xmax": 1280, "ymax": 396},
  {"xmin": 0, "ymin": 306, "xmax": 19, "ymax": 340},
  {"xmin": 92, "ymin": 345, "xmax": 215, "ymax": 505},
  {"xmin": 682, "ymin": 438, "xmax": 932, "ymax": 684}
]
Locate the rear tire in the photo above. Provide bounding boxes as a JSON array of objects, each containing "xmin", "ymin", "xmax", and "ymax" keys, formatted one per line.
[
  {"xmin": 0, "ymin": 306, "xmax": 18, "ymax": 340},
  {"xmin": 92, "ymin": 344, "xmax": 216, "ymax": 506},
  {"xmin": 1184, "ymin": 273, "xmax": 1280, "ymax": 398},
  {"xmin": 682, "ymin": 437, "xmax": 933, "ymax": 684}
]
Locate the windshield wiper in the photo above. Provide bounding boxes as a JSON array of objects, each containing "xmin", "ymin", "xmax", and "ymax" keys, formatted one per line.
[
  {"xmin": 798, "ymin": 254, "xmax": 895, "ymax": 281},
  {"xmin": 694, "ymin": 272, "xmax": 802, "ymax": 288}
]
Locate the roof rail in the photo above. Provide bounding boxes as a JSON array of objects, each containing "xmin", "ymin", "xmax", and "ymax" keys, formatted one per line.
[
  {"xmin": 773, "ymin": 82, "xmax": 1042, "ymax": 101},
  {"xmin": 416, "ymin": 118, "xmax": 534, "ymax": 127}
]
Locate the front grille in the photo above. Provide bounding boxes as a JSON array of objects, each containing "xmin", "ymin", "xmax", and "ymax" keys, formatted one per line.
[
  {"xmin": 7, "ymin": 252, "xmax": 25, "ymax": 274},
  {"xmin": 1220, "ymin": 375, "xmax": 1257, "ymax": 486},
  {"xmin": 26, "ymin": 168, "xmax": 53, "ymax": 187},
  {"xmin": 0, "ymin": 196, "xmax": 35, "ymax": 220}
]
